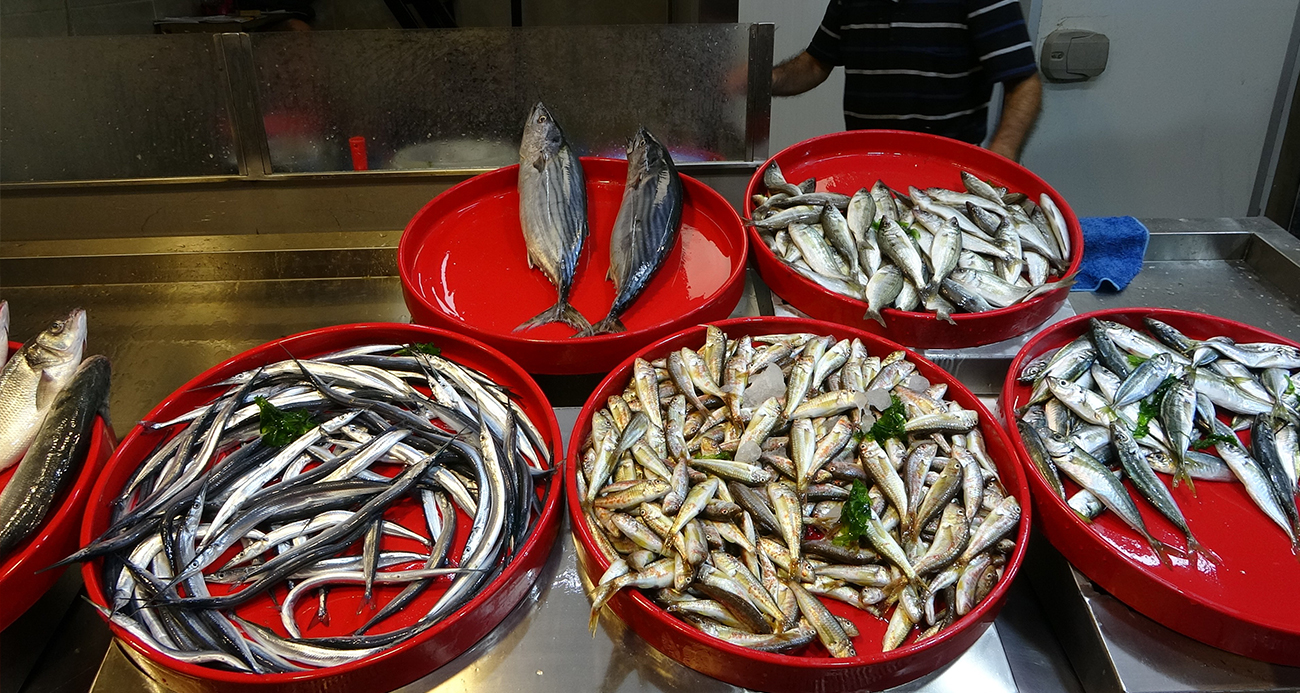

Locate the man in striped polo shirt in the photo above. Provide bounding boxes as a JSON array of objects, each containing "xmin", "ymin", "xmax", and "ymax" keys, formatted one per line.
[{"xmin": 772, "ymin": 0, "xmax": 1042, "ymax": 161}]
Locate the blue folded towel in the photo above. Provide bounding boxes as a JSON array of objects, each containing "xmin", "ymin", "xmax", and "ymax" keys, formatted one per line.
[{"xmin": 1072, "ymin": 216, "xmax": 1149, "ymax": 292}]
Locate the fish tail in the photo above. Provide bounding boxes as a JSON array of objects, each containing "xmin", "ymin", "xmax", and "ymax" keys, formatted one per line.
[
  {"xmin": 1174, "ymin": 465, "xmax": 1197, "ymax": 496},
  {"xmin": 574, "ymin": 315, "xmax": 627, "ymax": 338},
  {"xmin": 920, "ymin": 281, "xmax": 939, "ymax": 303},
  {"xmin": 1146, "ymin": 533, "xmax": 1174, "ymax": 569},
  {"xmin": 588, "ymin": 579, "xmax": 620, "ymax": 635},
  {"xmin": 1185, "ymin": 533, "xmax": 1222, "ymax": 566},
  {"xmin": 513, "ymin": 300, "xmax": 591, "ymax": 334},
  {"xmin": 863, "ymin": 307, "xmax": 886, "ymax": 328}
]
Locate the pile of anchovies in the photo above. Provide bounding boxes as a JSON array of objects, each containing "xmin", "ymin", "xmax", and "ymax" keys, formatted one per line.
[
  {"xmin": 579, "ymin": 326, "xmax": 1020, "ymax": 656},
  {"xmin": 1016, "ymin": 318, "xmax": 1300, "ymax": 560},
  {"xmin": 61, "ymin": 344, "xmax": 551, "ymax": 673},
  {"xmin": 748, "ymin": 163, "xmax": 1074, "ymax": 326}
]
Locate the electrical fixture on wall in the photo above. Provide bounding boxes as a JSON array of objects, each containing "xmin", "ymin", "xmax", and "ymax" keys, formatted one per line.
[{"xmin": 1040, "ymin": 29, "xmax": 1110, "ymax": 82}]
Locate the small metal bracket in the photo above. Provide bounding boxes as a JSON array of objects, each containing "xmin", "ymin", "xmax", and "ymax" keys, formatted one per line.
[{"xmin": 214, "ymin": 33, "xmax": 272, "ymax": 178}]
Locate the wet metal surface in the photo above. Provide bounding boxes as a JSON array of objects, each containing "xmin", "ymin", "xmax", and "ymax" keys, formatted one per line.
[{"xmin": 5, "ymin": 216, "xmax": 1299, "ymax": 693}]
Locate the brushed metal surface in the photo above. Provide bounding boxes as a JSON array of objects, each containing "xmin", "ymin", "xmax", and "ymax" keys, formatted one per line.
[{"xmin": 1026, "ymin": 539, "xmax": 1300, "ymax": 693}]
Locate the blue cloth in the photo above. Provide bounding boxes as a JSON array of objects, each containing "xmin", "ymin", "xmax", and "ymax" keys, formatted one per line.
[{"xmin": 1072, "ymin": 216, "xmax": 1149, "ymax": 292}]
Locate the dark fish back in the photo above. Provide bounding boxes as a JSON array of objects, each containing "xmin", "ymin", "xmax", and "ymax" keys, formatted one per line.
[{"xmin": 0, "ymin": 355, "xmax": 111, "ymax": 556}]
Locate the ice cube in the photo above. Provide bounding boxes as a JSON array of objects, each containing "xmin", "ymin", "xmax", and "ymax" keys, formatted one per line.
[
  {"xmin": 735, "ymin": 441, "xmax": 762, "ymax": 464},
  {"xmin": 864, "ymin": 388, "xmax": 894, "ymax": 411},
  {"xmin": 743, "ymin": 363, "xmax": 786, "ymax": 409}
]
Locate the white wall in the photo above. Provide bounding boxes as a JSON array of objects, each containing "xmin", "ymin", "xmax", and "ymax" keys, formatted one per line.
[
  {"xmin": 739, "ymin": 0, "xmax": 845, "ymax": 154},
  {"xmin": 1021, "ymin": 0, "xmax": 1299, "ymax": 218}
]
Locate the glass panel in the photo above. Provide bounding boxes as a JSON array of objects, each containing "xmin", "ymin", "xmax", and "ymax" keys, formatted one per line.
[
  {"xmin": 250, "ymin": 26, "xmax": 752, "ymax": 173},
  {"xmin": 0, "ymin": 35, "xmax": 238, "ymax": 183}
]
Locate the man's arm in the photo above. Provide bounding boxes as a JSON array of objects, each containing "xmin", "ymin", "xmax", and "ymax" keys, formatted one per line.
[
  {"xmin": 988, "ymin": 75, "xmax": 1042, "ymax": 161},
  {"xmin": 771, "ymin": 51, "xmax": 833, "ymax": 97}
]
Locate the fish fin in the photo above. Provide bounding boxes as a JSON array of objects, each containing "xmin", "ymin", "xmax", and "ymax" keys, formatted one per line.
[
  {"xmin": 532, "ymin": 154, "xmax": 547, "ymax": 172},
  {"xmin": 938, "ymin": 311, "xmax": 956, "ymax": 326},
  {"xmin": 513, "ymin": 300, "xmax": 591, "ymax": 334},
  {"xmin": 863, "ymin": 308, "xmax": 886, "ymax": 328},
  {"xmin": 1173, "ymin": 465, "xmax": 1197, "ymax": 496},
  {"xmin": 1186, "ymin": 533, "xmax": 1222, "ymax": 566},
  {"xmin": 1145, "ymin": 533, "xmax": 1174, "ymax": 569},
  {"xmin": 575, "ymin": 316, "xmax": 627, "ymax": 338}
]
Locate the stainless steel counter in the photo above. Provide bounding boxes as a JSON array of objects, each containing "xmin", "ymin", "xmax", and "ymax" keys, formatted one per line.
[{"xmin": 2, "ymin": 216, "xmax": 1298, "ymax": 693}]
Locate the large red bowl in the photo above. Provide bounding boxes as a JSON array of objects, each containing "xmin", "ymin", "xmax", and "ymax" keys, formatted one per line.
[
  {"xmin": 744, "ymin": 130, "xmax": 1083, "ymax": 349},
  {"xmin": 80, "ymin": 324, "xmax": 564, "ymax": 693},
  {"xmin": 566, "ymin": 317, "xmax": 1031, "ymax": 692},
  {"xmin": 1000, "ymin": 308, "xmax": 1300, "ymax": 665},
  {"xmin": 0, "ymin": 341, "xmax": 115, "ymax": 631},
  {"xmin": 399, "ymin": 158, "xmax": 748, "ymax": 375}
]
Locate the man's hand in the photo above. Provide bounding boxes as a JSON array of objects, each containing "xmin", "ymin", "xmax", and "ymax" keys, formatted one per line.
[
  {"xmin": 772, "ymin": 51, "xmax": 833, "ymax": 97},
  {"xmin": 987, "ymin": 73, "xmax": 1042, "ymax": 161}
]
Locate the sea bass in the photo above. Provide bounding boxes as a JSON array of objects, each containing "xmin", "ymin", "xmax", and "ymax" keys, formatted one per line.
[
  {"xmin": 579, "ymin": 128, "xmax": 682, "ymax": 336},
  {"xmin": 0, "ymin": 355, "xmax": 111, "ymax": 556},
  {"xmin": 0, "ymin": 308, "xmax": 87, "ymax": 471},
  {"xmin": 515, "ymin": 102, "xmax": 591, "ymax": 333}
]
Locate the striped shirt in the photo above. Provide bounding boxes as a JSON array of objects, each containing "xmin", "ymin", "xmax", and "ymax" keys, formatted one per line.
[{"xmin": 807, "ymin": 0, "xmax": 1037, "ymax": 143}]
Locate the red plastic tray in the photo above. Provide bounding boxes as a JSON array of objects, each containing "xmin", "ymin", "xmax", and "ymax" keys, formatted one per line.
[
  {"xmin": 399, "ymin": 158, "xmax": 748, "ymax": 375},
  {"xmin": 1000, "ymin": 308, "xmax": 1300, "ymax": 665},
  {"xmin": 0, "ymin": 341, "xmax": 116, "ymax": 631},
  {"xmin": 81, "ymin": 324, "xmax": 564, "ymax": 693},
  {"xmin": 565, "ymin": 317, "xmax": 1031, "ymax": 692},
  {"xmin": 744, "ymin": 130, "xmax": 1083, "ymax": 349}
]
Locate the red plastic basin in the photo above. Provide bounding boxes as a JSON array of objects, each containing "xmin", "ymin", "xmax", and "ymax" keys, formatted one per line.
[
  {"xmin": 1001, "ymin": 308, "xmax": 1300, "ymax": 665},
  {"xmin": 399, "ymin": 157, "xmax": 748, "ymax": 375},
  {"xmin": 566, "ymin": 317, "xmax": 1031, "ymax": 692},
  {"xmin": 744, "ymin": 130, "xmax": 1083, "ymax": 349},
  {"xmin": 0, "ymin": 341, "xmax": 116, "ymax": 631},
  {"xmin": 80, "ymin": 324, "xmax": 564, "ymax": 693}
]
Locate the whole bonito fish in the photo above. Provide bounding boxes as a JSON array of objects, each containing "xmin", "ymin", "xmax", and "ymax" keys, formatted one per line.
[
  {"xmin": 0, "ymin": 308, "xmax": 87, "ymax": 471},
  {"xmin": 579, "ymin": 128, "xmax": 682, "ymax": 336},
  {"xmin": 515, "ymin": 102, "xmax": 592, "ymax": 333},
  {"xmin": 0, "ymin": 355, "xmax": 111, "ymax": 557}
]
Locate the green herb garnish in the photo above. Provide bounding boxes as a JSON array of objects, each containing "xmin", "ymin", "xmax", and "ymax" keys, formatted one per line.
[
  {"xmin": 833, "ymin": 479, "xmax": 872, "ymax": 546},
  {"xmin": 1190, "ymin": 432, "xmax": 1236, "ymax": 451},
  {"xmin": 697, "ymin": 450, "xmax": 734, "ymax": 461},
  {"xmin": 1287, "ymin": 375, "xmax": 1296, "ymax": 396},
  {"xmin": 396, "ymin": 342, "xmax": 442, "ymax": 356},
  {"xmin": 1127, "ymin": 354, "xmax": 1148, "ymax": 367},
  {"xmin": 868, "ymin": 394, "xmax": 908, "ymax": 444},
  {"xmin": 851, "ymin": 429, "xmax": 868, "ymax": 444},
  {"xmin": 1134, "ymin": 376, "xmax": 1177, "ymax": 439},
  {"xmin": 871, "ymin": 218, "xmax": 882, "ymax": 232},
  {"xmin": 255, "ymin": 396, "xmax": 314, "ymax": 446}
]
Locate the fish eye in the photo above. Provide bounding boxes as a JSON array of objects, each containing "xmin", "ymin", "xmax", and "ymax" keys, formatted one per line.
[
  {"xmin": 538, "ymin": 114, "xmax": 548, "ymax": 123},
  {"xmin": 51, "ymin": 320, "xmax": 65, "ymax": 333}
]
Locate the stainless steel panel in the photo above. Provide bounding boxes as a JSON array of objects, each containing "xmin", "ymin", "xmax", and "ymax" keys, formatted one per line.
[
  {"xmin": 249, "ymin": 26, "xmax": 759, "ymax": 173},
  {"xmin": 1026, "ymin": 539, "xmax": 1300, "ymax": 693},
  {"xmin": 0, "ymin": 35, "xmax": 239, "ymax": 182}
]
